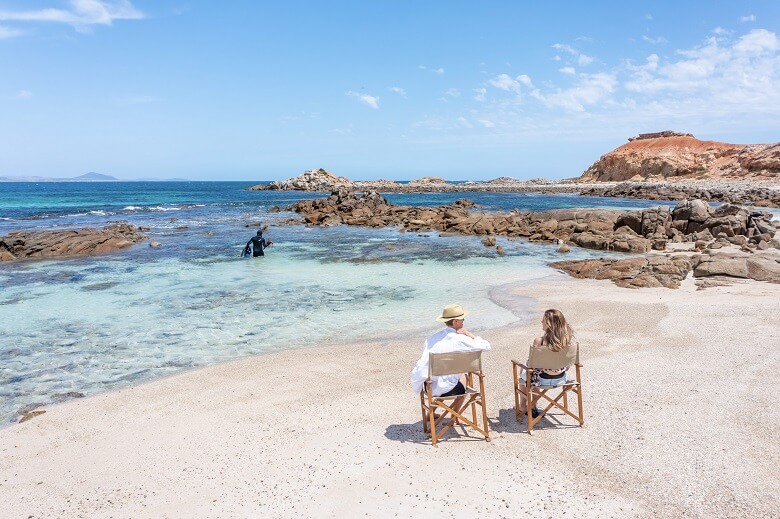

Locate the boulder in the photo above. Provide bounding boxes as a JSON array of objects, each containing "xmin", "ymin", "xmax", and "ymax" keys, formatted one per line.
[{"xmin": 0, "ymin": 223, "xmax": 147, "ymax": 262}]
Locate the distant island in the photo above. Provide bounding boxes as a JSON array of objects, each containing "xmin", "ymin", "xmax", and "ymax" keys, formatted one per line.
[{"xmin": 0, "ymin": 172, "xmax": 189, "ymax": 182}]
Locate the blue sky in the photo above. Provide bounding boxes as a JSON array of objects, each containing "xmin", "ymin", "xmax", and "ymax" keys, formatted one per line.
[{"xmin": 1, "ymin": 1, "xmax": 779, "ymax": 181}]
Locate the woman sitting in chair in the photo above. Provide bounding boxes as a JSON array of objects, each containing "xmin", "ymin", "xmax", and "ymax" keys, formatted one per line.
[{"xmin": 518, "ymin": 308, "xmax": 577, "ymax": 417}]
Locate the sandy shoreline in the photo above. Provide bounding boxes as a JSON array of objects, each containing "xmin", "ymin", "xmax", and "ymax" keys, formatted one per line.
[{"xmin": 1, "ymin": 276, "xmax": 779, "ymax": 518}]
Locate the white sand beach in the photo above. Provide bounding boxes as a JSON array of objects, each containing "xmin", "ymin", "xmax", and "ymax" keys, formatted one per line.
[{"xmin": 1, "ymin": 276, "xmax": 779, "ymax": 518}]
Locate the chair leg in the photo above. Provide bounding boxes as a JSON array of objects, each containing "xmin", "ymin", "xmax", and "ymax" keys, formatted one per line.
[
  {"xmin": 430, "ymin": 404, "xmax": 438, "ymax": 447},
  {"xmin": 479, "ymin": 374, "xmax": 490, "ymax": 442},
  {"xmin": 420, "ymin": 392, "xmax": 429, "ymax": 433},
  {"xmin": 576, "ymin": 364, "xmax": 584, "ymax": 426},
  {"xmin": 512, "ymin": 362, "xmax": 521, "ymax": 420}
]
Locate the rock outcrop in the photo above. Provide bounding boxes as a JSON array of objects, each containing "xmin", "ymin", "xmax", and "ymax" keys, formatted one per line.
[
  {"xmin": 250, "ymin": 168, "xmax": 355, "ymax": 191},
  {"xmin": 551, "ymin": 249, "xmax": 780, "ymax": 288},
  {"xmin": 0, "ymin": 223, "xmax": 147, "ymax": 261},
  {"xmin": 550, "ymin": 255, "xmax": 693, "ymax": 289},
  {"xmin": 246, "ymin": 169, "xmax": 587, "ymax": 194},
  {"xmin": 579, "ymin": 182, "xmax": 780, "ymax": 207},
  {"xmin": 291, "ymin": 190, "xmax": 777, "ymax": 257},
  {"xmin": 580, "ymin": 133, "xmax": 780, "ymax": 182}
]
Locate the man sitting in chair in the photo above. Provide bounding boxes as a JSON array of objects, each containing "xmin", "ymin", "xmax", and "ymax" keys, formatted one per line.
[{"xmin": 410, "ymin": 304, "xmax": 491, "ymax": 417}]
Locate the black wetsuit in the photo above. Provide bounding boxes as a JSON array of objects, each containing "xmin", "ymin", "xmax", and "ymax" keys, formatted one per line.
[{"xmin": 246, "ymin": 235, "xmax": 270, "ymax": 257}]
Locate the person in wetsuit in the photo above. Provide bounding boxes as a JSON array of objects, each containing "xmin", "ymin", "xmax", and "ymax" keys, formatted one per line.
[{"xmin": 245, "ymin": 229, "xmax": 273, "ymax": 257}]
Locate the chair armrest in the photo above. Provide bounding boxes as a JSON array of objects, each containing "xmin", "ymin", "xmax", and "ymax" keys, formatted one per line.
[{"xmin": 511, "ymin": 359, "xmax": 530, "ymax": 370}]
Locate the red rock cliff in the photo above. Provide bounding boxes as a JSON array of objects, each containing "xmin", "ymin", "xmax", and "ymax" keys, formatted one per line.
[{"xmin": 580, "ymin": 132, "xmax": 780, "ymax": 182}]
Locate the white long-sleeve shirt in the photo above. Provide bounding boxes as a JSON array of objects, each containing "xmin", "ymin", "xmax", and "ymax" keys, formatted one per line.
[{"xmin": 410, "ymin": 327, "xmax": 491, "ymax": 396}]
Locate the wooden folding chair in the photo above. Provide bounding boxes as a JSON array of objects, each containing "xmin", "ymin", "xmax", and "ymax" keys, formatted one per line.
[
  {"xmin": 511, "ymin": 341, "xmax": 584, "ymax": 434},
  {"xmin": 419, "ymin": 350, "xmax": 490, "ymax": 447}
]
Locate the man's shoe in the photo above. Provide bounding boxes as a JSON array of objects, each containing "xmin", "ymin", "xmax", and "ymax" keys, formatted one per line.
[{"xmin": 531, "ymin": 407, "xmax": 541, "ymax": 419}]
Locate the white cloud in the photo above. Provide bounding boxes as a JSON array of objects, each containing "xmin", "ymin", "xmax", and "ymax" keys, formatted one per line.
[
  {"xmin": 553, "ymin": 43, "xmax": 594, "ymax": 67},
  {"xmin": 0, "ymin": 24, "xmax": 24, "ymax": 38},
  {"xmin": 559, "ymin": 67, "xmax": 575, "ymax": 75},
  {"xmin": 418, "ymin": 65, "xmax": 445, "ymax": 75},
  {"xmin": 552, "ymin": 43, "xmax": 577, "ymax": 56},
  {"xmin": 346, "ymin": 91, "xmax": 379, "ymax": 109},
  {"xmin": 733, "ymin": 28, "xmax": 779, "ymax": 54},
  {"xmin": 642, "ymin": 35, "xmax": 667, "ymax": 45},
  {"xmin": 740, "ymin": 14, "xmax": 756, "ymax": 23},
  {"xmin": 488, "ymin": 73, "xmax": 526, "ymax": 93},
  {"xmin": 532, "ymin": 72, "xmax": 617, "ymax": 112},
  {"xmin": 473, "ymin": 88, "xmax": 486, "ymax": 102},
  {"xmin": 517, "ymin": 75, "xmax": 533, "ymax": 87},
  {"xmin": 390, "ymin": 87, "xmax": 406, "ymax": 97},
  {"xmin": 456, "ymin": 117, "xmax": 473, "ymax": 128},
  {"xmin": 0, "ymin": 1, "xmax": 143, "ymax": 31},
  {"xmin": 626, "ymin": 29, "xmax": 780, "ymax": 97},
  {"xmin": 478, "ymin": 119, "xmax": 495, "ymax": 128},
  {"xmin": 444, "ymin": 88, "xmax": 460, "ymax": 97},
  {"xmin": 578, "ymin": 54, "xmax": 594, "ymax": 66},
  {"xmin": 14, "ymin": 90, "xmax": 32, "ymax": 99}
]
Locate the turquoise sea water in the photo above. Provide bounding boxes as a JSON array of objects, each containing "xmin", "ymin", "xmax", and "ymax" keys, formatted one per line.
[{"xmin": 0, "ymin": 181, "xmax": 678, "ymax": 425}]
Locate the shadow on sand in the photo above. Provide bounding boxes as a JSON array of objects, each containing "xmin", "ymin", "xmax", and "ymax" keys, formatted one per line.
[{"xmin": 385, "ymin": 408, "xmax": 582, "ymax": 444}]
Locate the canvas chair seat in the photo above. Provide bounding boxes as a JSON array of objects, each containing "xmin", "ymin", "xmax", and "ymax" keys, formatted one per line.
[
  {"xmin": 511, "ymin": 340, "xmax": 584, "ymax": 434},
  {"xmin": 419, "ymin": 350, "xmax": 490, "ymax": 446}
]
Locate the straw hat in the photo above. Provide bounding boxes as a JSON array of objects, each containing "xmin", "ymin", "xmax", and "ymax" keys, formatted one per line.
[{"xmin": 436, "ymin": 304, "xmax": 469, "ymax": 322}]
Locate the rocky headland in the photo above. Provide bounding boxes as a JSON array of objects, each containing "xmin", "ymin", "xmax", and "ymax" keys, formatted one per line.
[
  {"xmin": 580, "ymin": 131, "xmax": 780, "ymax": 183},
  {"xmin": 0, "ymin": 223, "xmax": 147, "ymax": 262},
  {"xmin": 290, "ymin": 189, "xmax": 780, "ymax": 288}
]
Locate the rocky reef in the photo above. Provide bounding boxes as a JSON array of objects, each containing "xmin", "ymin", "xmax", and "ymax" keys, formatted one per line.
[
  {"xmin": 246, "ymin": 168, "xmax": 583, "ymax": 194},
  {"xmin": 290, "ymin": 189, "xmax": 779, "ymax": 288},
  {"xmin": 0, "ymin": 223, "xmax": 147, "ymax": 262},
  {"xmin": 578, "ymin": 182, "xmax": 780, "ymax": 207},
  {"xmin": 580, "ymin": 132, "xmax": 780, "ymax": 183},
  {"xmin": 249, "ymin": 166, "xmax": 780, "ymax": 208}
]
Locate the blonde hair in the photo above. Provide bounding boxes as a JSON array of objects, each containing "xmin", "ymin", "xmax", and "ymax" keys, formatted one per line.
[{"xmin": 541, "ymin": 309, "xmax": 573, "ymax": 352}]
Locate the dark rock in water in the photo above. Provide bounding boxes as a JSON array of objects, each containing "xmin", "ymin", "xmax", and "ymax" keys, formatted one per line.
[
  {"xmin": 19, "ymin": 410, "xmax": 46, "ymax": 423},
  {"xmin": 82, "ymin": 282, "xmax": 119, "ymax": 291},
  {"xmin": 16, "ymin": 402, "xmax": 46, "ymax": 415},
  {"xmin": 51, "ymin": 392, "xmax": 85, "ymax": 403},
  {"xmin": 0, "ymin": 222, "xmax": 147, "ymax": 262}
]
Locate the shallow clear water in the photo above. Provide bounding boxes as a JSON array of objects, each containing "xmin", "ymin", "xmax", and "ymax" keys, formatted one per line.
[{"xmin": 0, "ymin": 182, "xmax": 675, "ymax": 424}]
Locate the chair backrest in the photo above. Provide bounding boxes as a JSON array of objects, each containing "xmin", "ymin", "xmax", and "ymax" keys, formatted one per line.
[
  {"xmin": 428, "ymin": 350, "xmax": 483, "ymax": 377},
  {"xmin": 527, "ymin": 340, "xmax": 579, "ymax": 370}
]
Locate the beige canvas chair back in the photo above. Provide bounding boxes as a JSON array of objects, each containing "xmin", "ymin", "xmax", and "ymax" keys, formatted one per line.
[
  {"xmin": 527, "ymin": 340, "xmax": 579, "ymax": 370},
  {"xmin": 429, "ymin": 350, "xmax": 483, "ymax": 377}
]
